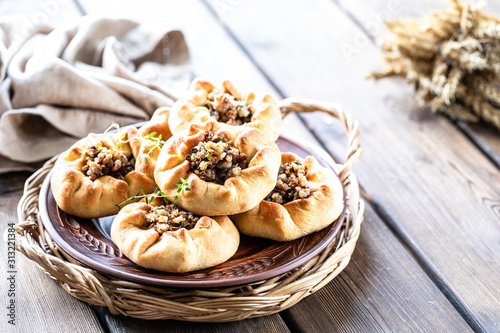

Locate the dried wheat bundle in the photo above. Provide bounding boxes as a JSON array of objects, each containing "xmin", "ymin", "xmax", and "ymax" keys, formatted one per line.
[{"xmin": 371, "ymin": 0, "xmax": 500, "ymax": 129}]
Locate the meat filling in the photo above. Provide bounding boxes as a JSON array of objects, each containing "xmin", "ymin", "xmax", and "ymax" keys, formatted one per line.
[
  {"xmin": 265, "ymin": 161, "xmax": 311, "ymax": 204},
  {"xmin": 206, "ymin": 90, "xmax": 254, "ymax": 126},
  {"xmin": 185, "ymin": 132, "xmax": 247, "ymax": 184},
  {"xmin": 146, "ymin": 204, "xmax": 200, "ymax": 233},
  {"xmin": 82, "ymin": 142, "xmax": 134, "ymax": 181}
]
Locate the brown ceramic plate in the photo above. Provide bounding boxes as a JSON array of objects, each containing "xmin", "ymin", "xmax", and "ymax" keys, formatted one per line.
[{"xmin": 39, "ymin": 136, "xmax": 345, "ymax": 288}]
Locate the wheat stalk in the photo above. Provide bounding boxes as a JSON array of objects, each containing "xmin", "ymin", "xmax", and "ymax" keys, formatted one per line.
[{"xmin": 370, "ymin": 0, "xmax": 500, "ymax": 130}]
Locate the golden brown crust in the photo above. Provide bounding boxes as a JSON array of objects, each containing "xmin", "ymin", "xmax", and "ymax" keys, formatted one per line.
[
  {"xmin": 230, "ymin": 153, "xmax": 344, "ymax": 241},
  {"xmin": 134, "ymin": 107, "xmax": 173, "ymax": 179},
  {"xmin": 154, "ymin": 119, "xmax": 281, "ymax": 216},
  {"xmin": 138, "ymin": 107, "xmax": 172, "ymax": 139},
  {"xmin": 51, "ymin": 129, "xmax": 156, "ymax": 218},
  {"xmin": 110, "ymin": 200, "xmax": 240, "ymax": 273},
  {"xmin": 168, "ymin": 78, "xmax": 282, "ymax": 141}
]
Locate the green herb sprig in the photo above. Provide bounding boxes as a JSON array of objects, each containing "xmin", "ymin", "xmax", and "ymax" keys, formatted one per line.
[
  {"xmin": 142, "ymin": 132, "xmax": 166, "ymax": 157},
  {"xmin": 102, "ymin": 121, "xmax": 165, "ymax": 154},
  {"xmin": 115, "ymin": 180, "xmax": 191, "ymax": 210},
  {"xmin": 117, "ymin": 133, "xmax": 126, "ymax": 148},
  {"xmin": 174, "ymin": 178, "xmax": 191, "ymax": 201}
]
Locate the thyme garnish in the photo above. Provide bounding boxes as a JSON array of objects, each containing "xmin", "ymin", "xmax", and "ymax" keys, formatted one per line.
[
  {"xmin": 174, "ymin": 178, "xmax": 191, "ymax": 201},
  {"xmin": 114, "ymin": 180, "xmax": 192, "ymax": 210},
  {"xmin": 115, "ymin": 131, "xmax": 166, "ymax": 162},
  {"xmin": 142, "ymin": 132, "xmax": 166, "ymax": 156}
]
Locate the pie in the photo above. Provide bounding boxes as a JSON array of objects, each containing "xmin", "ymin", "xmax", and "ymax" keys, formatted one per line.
[
  {"xmin": 230, "ymin": 152, "xmax": 344, "ymax": 241},
  {"xmin": 154, "ymin": 119, "xmax": 281, "ymax": 216},
  {"xmin": 51, "ymin": 108, "xmax": 172, "ymax": 218},
  {"xmin": 168, "ymin": 79, "xmax": 282, "ymax": 141},
  {"xmin": 111, "ymin": 197, "xmax": 239, "ymax": 273}
]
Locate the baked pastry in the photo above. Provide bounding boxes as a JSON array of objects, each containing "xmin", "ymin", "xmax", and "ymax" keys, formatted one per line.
[
  {"xmin": 168, "ymin": 79, "xmax": 282, "ymax": 142},
  {"xmin": 51, "ymin": 127, "xmax": 157, "ymax": 218},
  {"xmin": 230, "ymin": 153, "xmax": 344, "ymax": 241},
  {"xmin": 134, "ymin": 107, "xmax": 172, "ymax": 179},
  {"xmin": 51, "ymin": 108, "xmax": 173, "ymax": 218},
  {"xmin": 111, "ymin": 197, "xmax": 239, "ymax": 273},
  {"xmin": 154, "ymin": 119, "xmax": 281, "ymax": 216}
]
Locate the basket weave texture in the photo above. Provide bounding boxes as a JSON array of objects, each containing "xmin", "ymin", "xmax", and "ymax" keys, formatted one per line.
[{"xmin": 16, "ymin": 98, "xmax": 364, "ymax": 322}]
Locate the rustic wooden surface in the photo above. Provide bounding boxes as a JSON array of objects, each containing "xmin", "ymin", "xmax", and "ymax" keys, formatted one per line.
[{"xmin": 2, "ymin": 0, "xmax": 499, "ymax": 332}]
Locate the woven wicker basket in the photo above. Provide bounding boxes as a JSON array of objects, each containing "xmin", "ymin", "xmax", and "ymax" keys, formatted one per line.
[{"xmin": 16, "ymin": 98, "xmax": 364, "ymax": 322}]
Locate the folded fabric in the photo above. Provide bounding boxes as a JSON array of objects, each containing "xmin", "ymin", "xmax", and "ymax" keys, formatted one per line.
[{"xmin": 0, "ymin": 15, "xmax": 190, "ymax": 173}]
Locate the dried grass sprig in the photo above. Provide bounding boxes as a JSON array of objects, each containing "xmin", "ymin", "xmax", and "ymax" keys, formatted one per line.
[{"xmin": 370, "ymin": 0, "xmax": 500, "ymax": 130}]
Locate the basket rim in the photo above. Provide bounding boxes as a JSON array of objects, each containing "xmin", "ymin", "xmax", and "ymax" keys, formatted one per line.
[{"xmin": 15, "ymin": 98, "xmax": 365, "ymax": 321}]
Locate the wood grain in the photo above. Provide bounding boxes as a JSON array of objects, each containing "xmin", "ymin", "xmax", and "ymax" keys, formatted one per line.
[
  {"xmin": 204, "ymin": 0, "xmax": 500, "ymax": 331},
  {"xmin": 91, "ymin": 306, "xmax": 291, "ymax": 333},
  {"xmin": 284, "ymin": 203, "xmax": 472, "ymax": 333},
  {"xmin": 459, "ymin": 122, "xmax": 500, "ymax": 168},
  {"xmin": 0, "ymin": 175, "xmax": 104, "ymax": 333},
  {"xmin": 337, "ymin": 1, "xmax": 500, "ymax": 329}
]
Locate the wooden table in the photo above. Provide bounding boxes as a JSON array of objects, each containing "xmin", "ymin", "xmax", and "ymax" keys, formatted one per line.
[{"xmin": 2, "ymin": 0, "xmax": 499, "ymax": 332}]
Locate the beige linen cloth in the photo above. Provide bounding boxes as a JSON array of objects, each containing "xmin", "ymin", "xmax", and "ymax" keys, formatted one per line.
[{"xmin": 0, "ymin": 15, "xmax": 190, "ymax": 173}]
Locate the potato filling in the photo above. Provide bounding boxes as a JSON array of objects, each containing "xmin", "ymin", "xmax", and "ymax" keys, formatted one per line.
[
  {"xmin": 206, "ymin": 90, "xmax": 254, "ymax": 125},
  {"xmin": 146, "ymin": 204, "xmax": 200, "ymax": 233},
  {"xmin": 82, "ymin": 142, "xmax": 134, "ymax": 181},
  {"xmin": 185, "ymin": 132, "xmax": 247, "ymax": 184},
  {"xmin": 265, "ymin": 161, "xmax": 311, "ymax": 204}
]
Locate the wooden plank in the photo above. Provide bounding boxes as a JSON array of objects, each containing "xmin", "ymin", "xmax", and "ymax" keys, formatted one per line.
[
  {"xmin": 203, "ymin": 0, "xmax": 500, "ymax": 331},
  {"xmin": 284, "ymin": 203, "xmax": 472, "ymax": 333},
  {"xmin": 0, "ymin": 175, "xmax": 104, "ymax": 333},
  {"xmin": 335, "ymin": 1, "xmax": 500, "ymax": 328},
  {"xmin": 458, "ymin": 122, "xmax": 500, "ymax": 168},
  {"xmin": 91, "ymin": 306, "xmax": 291, "ymax": 333}
]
